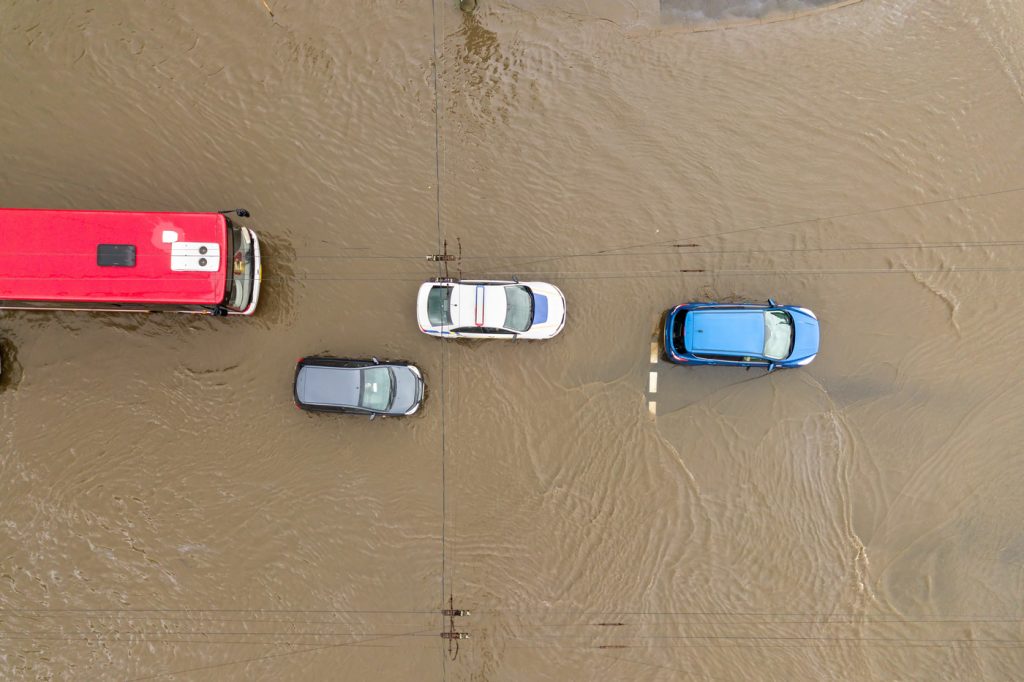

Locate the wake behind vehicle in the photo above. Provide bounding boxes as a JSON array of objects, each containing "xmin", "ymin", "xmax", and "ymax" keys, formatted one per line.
[
  {"xmin": 664, "ymin": 300, "xmax": 819, "ymax": 370},
  {"xmin": 416, "ymin": 279, "xmax": 566, "ymax": 339},
  {"xmin": 0, "ymin": 208, "xmax": 261, "ymax": 315},
  {"xmin": 294, "ymin": 356, "xmax": 424, "ymax": 417}
]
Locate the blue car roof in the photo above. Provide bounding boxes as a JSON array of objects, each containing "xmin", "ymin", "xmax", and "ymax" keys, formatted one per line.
[{"xmin": 684, "ymin": 310, "xmax": 765, "ymax": 356}]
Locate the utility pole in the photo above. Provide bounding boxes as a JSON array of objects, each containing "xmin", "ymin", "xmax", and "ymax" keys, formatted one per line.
[{"xmin": 440, "ymin": 595, "xmax": 470, "ymax": 660}]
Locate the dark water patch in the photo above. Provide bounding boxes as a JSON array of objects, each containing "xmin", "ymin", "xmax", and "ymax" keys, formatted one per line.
[
  {"xmin": 0, "ymin": 336, "xmax": 23, "ymax": 390},
  {"xmin": 662, "ymin": 0, "xmax": 855, "ymax": 25}
]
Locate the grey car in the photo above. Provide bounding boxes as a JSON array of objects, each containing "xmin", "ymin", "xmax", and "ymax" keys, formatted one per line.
[{"xmin": 293, "ymin": 357, "xmax": 424, "ymax": 417}]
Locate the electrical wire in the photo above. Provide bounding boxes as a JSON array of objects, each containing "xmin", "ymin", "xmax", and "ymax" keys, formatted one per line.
[
  {"xmin": 6, "ymin": 238, "xmax": 1024, "ymax": 262},
  {"xmin": 126, "ymin": 628, "xmax": 434, "ymax": 681},
  {"xmin": 510, "ymin": 182, "xmax": 1024, "ymax": 271}
]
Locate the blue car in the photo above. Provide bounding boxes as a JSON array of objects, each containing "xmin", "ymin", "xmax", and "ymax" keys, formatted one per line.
[{"xmin": 664, "ymin": 300, "xmax": 819, "ymax": 370}]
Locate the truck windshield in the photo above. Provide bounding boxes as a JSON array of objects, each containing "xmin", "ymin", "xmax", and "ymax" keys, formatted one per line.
[
  {"xmin": 763, "ymin": 311, "xmax": 793, "ymax": 360},
  {"xmin": 360, "ymin": 367, "xmax": 394, "ymax": 411},
  {"xmin": 225, "ymin": 225, "xmax": 255, "ymax": 312}
]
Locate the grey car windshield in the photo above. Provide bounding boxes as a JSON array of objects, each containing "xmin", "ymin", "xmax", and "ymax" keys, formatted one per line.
[
  {"xmin": 360, "ymin": 367, "xmax": 394, "ymax": 411},
  {"xmin": 503, "ymin": 285, "xmax": 533, "ymax": 332},
  {"xmin": 763, "ymin": 311, "xmax": 793, "ymax": 360},
  {"xmin": 427, "ymin": 286, "xmax": 452, "ymax": 326}
]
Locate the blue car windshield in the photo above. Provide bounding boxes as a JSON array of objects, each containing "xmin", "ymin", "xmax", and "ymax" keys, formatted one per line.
[{"xmin": 763, "ymin": 311, "xmax": 793, "ymax": 360}]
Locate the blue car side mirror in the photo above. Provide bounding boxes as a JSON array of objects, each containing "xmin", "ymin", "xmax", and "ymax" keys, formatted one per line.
[{"xmin": 768, "ymin": 298, "xmax": 777, "ymax": 307}]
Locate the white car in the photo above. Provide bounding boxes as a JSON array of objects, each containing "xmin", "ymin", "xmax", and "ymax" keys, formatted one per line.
[{"xmin": 416, "ymin": 279, "xmax": 566, "ymax": 339}]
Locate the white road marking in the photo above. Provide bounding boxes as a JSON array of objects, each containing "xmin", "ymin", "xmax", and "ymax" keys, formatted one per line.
[{"xmin": 648, "ymin": 333, "xmax": 660, "ymax": 417}]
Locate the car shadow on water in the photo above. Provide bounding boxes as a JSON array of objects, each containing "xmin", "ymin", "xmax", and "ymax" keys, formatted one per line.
[
  {"xmin": 252, "ymin": 231, "xmax": 298, "ymax": 329},
  {"xmin": 0, "ymin": 337, "xmax": 23, "ymax": 391}
]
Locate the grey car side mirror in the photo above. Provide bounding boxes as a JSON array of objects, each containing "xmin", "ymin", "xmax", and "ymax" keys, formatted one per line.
[
  {"xmin": 369, "ymin": 413, "xmax": 377, "ymax": 421},
  {"xmin": 372, "ymin": 357, "xmax": 380, "ymax": 365}
]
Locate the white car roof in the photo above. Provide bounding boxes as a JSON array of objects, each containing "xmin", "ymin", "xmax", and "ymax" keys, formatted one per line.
[{"xmin": 448, "ymin": 282, "xmax": 511, "ymax": 329}]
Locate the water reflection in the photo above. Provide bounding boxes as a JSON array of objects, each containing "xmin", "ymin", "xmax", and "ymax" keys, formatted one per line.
[
  {"xmin": 662, "ymin": 0, "xmax": 860, "ymax": 24},
  {"xmin": 450, "ymin": 9, "xmax": 522, "ymax": 126},
  {"xmin": 252, "ymin": 231, "xmax": 297, "ymax": 327}
]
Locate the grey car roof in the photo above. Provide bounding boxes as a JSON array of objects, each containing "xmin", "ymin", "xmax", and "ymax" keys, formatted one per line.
[{"xmin": 296, "ymin": 365, "xmax": 363, "ymax": 409}]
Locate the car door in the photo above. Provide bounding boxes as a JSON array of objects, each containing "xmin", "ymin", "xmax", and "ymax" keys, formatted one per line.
[
  {"xmin": 450, "ymin": 326, "xmax": 514, "ymax": 339},
  {"xmin": 693, "ymin": 352, "xmax": 751, "ymax": 366}
]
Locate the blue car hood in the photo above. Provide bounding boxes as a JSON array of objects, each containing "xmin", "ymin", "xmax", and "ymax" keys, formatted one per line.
[
  {"xmin": 685, "ymin": 311, "xmax": 765, "ymax": 356},
  {"xmin": 532, "ymin": 294, "xmax": 549, "ymax": 324},
  {"xmin": 788, "ymin": 310, "xmax": 820, "ymax": 361}
]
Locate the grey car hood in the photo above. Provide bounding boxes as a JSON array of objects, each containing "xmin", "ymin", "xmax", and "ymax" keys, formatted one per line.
[{"xmin": 387, "ymin": 366, "xmax": 422, "ymax": 415}]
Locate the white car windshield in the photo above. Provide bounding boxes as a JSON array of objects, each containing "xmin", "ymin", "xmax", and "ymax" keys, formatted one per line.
[
  {"xmin": 503, "ymin": 285, "xmax": 533, "ymax": 332},
  {"xmin": 763, "ymin": 311, "xmax": 793, "ymax": 360},
  {"xmin": 427, "ymin": 286, "xmax": 452, "ymax": 326}
]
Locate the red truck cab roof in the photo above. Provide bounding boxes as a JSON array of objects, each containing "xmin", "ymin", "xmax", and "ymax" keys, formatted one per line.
[{"xmin": 0, "ymin": 208, "xmax": 230, "ymax": 305}]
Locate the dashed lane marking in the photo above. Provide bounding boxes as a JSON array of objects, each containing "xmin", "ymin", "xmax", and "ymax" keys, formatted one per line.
[{"xmin": 648, "ymin": 331, "xmax": 659, "ymax": 416}]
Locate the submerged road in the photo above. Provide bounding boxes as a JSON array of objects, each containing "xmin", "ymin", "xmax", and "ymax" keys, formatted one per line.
[{"xmin": 1, "ymin": 0, "xmax": 1024, "ymax": 679}]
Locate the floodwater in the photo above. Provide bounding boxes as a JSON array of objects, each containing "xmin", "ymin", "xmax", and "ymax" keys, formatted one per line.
[{"xmin": 1, "ymin": 0, "xmax": 1023, "ymax": 679}]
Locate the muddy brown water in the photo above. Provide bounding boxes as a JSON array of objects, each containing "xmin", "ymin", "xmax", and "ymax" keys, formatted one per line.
[{"xmin": 2, "ymin": 1, "xmax": 1024, "ymax": 679}]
